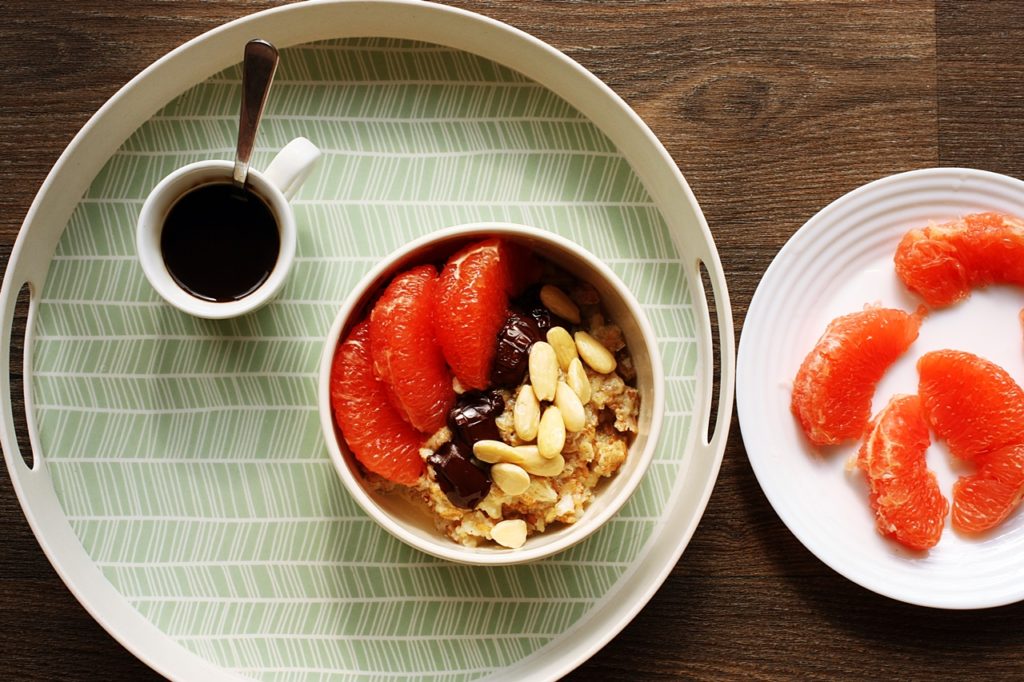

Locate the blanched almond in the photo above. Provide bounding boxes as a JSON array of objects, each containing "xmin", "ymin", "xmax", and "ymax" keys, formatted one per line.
[
  {"xmin": 513, "ymin": 384, "xmax": 540, "ymax": 441},
  {"xmin": 546, "ymin": 326, "xmax": 578, "ymax": 371},
  {"xmin": 522, "ymin": 450, "xmax": 564, "ymax": 476},
  {"xmin": 529, "ymin": 342, "xmax": 558, "ymax": 401},
  {"xmin": 567, "ymin": 357, "xmax": 592, "ymax": 403},
  {"xmin": 537, "ymin": 405, "xmax": 566, "ymax": 458},
  {"xmin": 491, "ymin": 463, "xmax": 531, "ymax": 496},
  {"xmin": 472, "ymin": 439, "xmax": 520, "ymax": 464},
  {"xmin": 575, "ymin": 330, "xmax": 617, "ymax": 374},
  {"xmin": 492, "ymin": 519, "xmax": 527, "ymax": 549},
  {"xmin": 539, "ymin": 285, "xmax": 581, "ymax": 324},
  {"xmin": 473, "ymin": 441, "xmax": 564, "ymax": 476},
  {"xmin": 555, "ymin": 381, "xmax": 586, "ymax": 432}
]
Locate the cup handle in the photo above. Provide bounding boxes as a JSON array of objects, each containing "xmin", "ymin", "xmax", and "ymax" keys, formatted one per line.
[{"xmin": 262, "ymin": 137, "xmax": 322, "ymax": 201}]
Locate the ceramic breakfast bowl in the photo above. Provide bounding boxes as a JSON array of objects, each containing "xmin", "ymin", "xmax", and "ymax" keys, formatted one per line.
[{"xmin": 317, "ymin": 222, "xmax": 665, "ymax": 565}]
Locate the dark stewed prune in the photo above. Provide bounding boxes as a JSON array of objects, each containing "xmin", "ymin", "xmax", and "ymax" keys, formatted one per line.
[
  {"xmin": 526, "ymin": 306, "xmax": 557, "ymax": 335},
  {"xmin": 490, "ymin": 309, "xmax": 544, "ymax": 386},
  {"xmin": 427, "ymin": 440, "xmax": 491, "ymax": 509},
  {"xmin": 514, "ymin": 285, "xmax": 567, "ymax": 334},
  {"xmin": 447, "ymin": 390, "xmax": 505, "ymax": 445}
]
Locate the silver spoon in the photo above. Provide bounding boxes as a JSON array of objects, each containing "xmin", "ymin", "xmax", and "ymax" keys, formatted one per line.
[{"xmin": 233, "ymin": 39, "xmax": 279, "ymax": 188}]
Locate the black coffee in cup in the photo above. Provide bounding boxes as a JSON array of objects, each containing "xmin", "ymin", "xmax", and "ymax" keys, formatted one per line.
[{"xmin": 160, "ymin": 182, "xmax": 280, "ymax": 302}]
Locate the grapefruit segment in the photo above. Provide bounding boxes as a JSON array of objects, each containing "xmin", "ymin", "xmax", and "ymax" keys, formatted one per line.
[
  {"xmin": 791, "ymin": 306, "xmax": 923, "ymax": 446},
  {"xmin": 917, "ymin": 350, "xmax": 1024, "ymax": 462},
  {"xmin": 856, "ymin": 395, "xmax": 948, "ymax": 550},
  {"xmin": 434, "ymin": 239, "xmax": 539, "ymax": 390},
  {"xmin": 952, "ymin": 444, "xmax": 1024, "ymax": 533},
  {"xmin": 330, "ymin": 320, "xmax": 425, "ymax": 486},
  {"xmin": 369, "ymin": 264, "xmax": 454, "ymax": 433},
  {"xmin": 917, "ymin": 350, "xmax": 1024, "ymax": 533},
  {"xmin": 894, "ymin": 212, "xmax": 1024, "ymax": 307}
]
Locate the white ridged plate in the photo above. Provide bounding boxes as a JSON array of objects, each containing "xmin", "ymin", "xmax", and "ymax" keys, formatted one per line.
[{"xmin": 738, "ymin": 168, "xmax": 1024, "ymax": 609}]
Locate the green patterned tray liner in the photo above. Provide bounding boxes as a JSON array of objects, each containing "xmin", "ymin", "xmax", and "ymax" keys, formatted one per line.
[{"xmin": 33, "ymin": 38, "xmax": 698, "ymax": 681}]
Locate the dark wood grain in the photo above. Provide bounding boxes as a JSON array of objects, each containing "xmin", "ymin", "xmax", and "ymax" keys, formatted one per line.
[{"xmin": 2, "ymin": 1, "xmax": 1024, "ymax": 679}]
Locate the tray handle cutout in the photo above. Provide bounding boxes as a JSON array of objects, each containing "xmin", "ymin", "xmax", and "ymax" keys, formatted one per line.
[
  {"xmin": 1, "ymin": 279, "xmax": 38, "ymax": 475},
  {"xmin": 697, "ymin": 257, "xmax": 735, "ymax": 454}
]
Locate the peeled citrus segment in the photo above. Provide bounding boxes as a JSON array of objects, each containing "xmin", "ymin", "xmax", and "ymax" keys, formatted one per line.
[
  {"xmin": 369, "ymin": 264, "xmax": 454, "ymax": 433},
  {"xmin": 856, "ymin": 395, "xmax": 948, "ymax": 550},
  {"xmin": 330, "ymin": 320, "xmax": 425, "ymax": 486},
  {"xmin": 434, "ymin": 239, "xmax": 539, "ymax": 390},
  {"xmin": 894, "ymin": 212, "xmax": 1024, "ymax": 307},
  {"xmin": 791, "ymin": 306, "xmax": 923, "ymax": 446},
  {"xmin": 952, "ymin": 444, "xmax": 1024, "ymax": 534},
  {"xmin": 917, "ymin": 350, "xmax": 1024, "ymax": 462}
]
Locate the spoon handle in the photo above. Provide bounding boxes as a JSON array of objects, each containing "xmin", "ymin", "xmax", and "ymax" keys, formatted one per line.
[{"xmin": 233, "ymin": 39, "xmax": 279, "ymax": 187}]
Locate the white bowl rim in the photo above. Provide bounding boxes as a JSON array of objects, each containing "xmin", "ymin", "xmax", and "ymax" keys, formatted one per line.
[{"xmin": 318, "ymin": 222, "xmax": 666, "ymax": 565}]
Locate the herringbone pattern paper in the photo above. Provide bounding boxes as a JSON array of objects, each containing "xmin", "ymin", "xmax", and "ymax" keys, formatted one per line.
[{"xmin": 32, "ymin": 39, "xmax": 699, "ymax": 680}]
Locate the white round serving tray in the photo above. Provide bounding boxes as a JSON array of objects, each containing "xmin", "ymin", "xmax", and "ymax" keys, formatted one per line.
[
  {"xmin": 0, "ymin": 1, "xmax": 734, "ymax": 678},
  {"xmin": 739, "ymin": 167, "xmax": 1024, "ymax": 610}
]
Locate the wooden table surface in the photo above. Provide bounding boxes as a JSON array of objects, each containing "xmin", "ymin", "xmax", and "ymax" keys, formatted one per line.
[{"xmin": 2, "ymin": 1, "xmax": 1023, "ymax": 679}]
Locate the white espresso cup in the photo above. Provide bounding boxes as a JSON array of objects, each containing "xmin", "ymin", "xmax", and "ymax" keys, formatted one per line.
[{"xmin": 137, "ymin": 137, "xmax": 321, "ymax": 319}]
